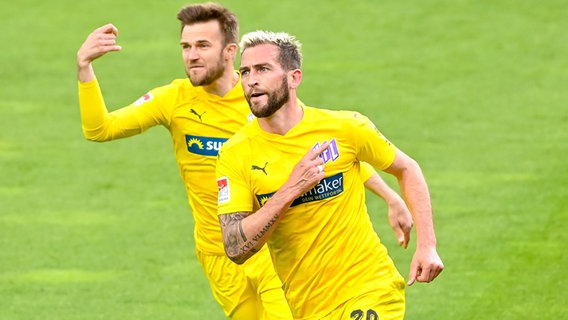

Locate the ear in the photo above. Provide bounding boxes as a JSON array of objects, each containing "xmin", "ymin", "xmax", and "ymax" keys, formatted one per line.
[
  {"xmin": 288, "ymin": 69, "xmax": 303, "ymax": 89},
  {"xmin": 224, "ymin": 43, "xmax": 238, "ymax": 61}
]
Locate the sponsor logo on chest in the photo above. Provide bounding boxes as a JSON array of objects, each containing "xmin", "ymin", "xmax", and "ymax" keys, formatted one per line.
[
  {"xmin": 256, "ymin": 172, "xmax": 344, "ymax": 207},
  {"xmin": 185, "ymin": 135, "xmax": 227, "ymax": 156}
]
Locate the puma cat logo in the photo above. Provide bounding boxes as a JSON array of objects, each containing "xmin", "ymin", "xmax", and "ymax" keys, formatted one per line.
[
  {"xmin": 190, "ymin": 109, "xmax": 206, "ymax": 122},
  {"xmin": 251, "ymin": 162, "xmax": 268, "ymax": 175}
]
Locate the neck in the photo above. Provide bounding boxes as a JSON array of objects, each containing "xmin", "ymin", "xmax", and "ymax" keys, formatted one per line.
[
  {"xmin": 258, "ymin": 97, "xmax": 303, "ymax": 135},
  {"xmin": 203, "ymin": 67, "xmax": 239, "ymax": 97}
]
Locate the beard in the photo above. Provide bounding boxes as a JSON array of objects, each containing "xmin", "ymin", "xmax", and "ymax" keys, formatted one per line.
[
  {"xmin": 186, "ymin": 52, "xmax": 225, "ymax": 86},
  {"xmin": 247, "ymin": 75, "xmax": 290, "ymax": 118}
]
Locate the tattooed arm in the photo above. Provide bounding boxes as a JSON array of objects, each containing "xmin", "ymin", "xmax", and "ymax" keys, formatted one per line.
[
  {"xmin": 219, "ymin": 143, "xmax": 330, "ymax": 264},
  {"xmin": 218, "ymin": 197, "xmax": 286, "ymax": 264}
]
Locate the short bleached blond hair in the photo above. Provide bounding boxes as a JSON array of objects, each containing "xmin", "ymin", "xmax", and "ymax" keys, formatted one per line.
[{"xmin": 239, "ymin": 30, "xmax": 302, "ymax": 70}]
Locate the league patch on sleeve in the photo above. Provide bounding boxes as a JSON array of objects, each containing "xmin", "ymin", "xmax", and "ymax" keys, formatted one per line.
[
  {"xmin": 133, "ymin": 92, "xmax": 153, "ymax": 106},
  {"xmin": 217, "ymin": 177, "xmax": 230, "ymax": 204}
]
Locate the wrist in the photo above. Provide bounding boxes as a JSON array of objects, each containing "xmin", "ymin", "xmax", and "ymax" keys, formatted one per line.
[
  {"xmin": 77, "ymin": 62, "xmax": 95, "ymax": 83},
  {"xmin": 77, "ymin": 59, "xmax": 91, "ymax": 70},
  {"xmin": 416, "ymin": 237, "xmax": 437, "ymax": 250}
]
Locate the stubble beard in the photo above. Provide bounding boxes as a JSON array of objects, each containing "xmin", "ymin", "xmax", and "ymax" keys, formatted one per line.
[
  {"xmin": 187, "ymin": 52, "xmax": 225, "ymax": 87},
  {"xmin": 248, "ymin": 75, "xmax": 290, "ymax": 118}
]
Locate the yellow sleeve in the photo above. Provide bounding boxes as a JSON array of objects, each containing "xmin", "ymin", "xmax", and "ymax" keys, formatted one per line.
[
  {"xmin": 78, "ymin": 78, "xmax": 111, "ymax": 140},
  {"xmin": 346, "ymin": 112, "xmax": 396, "ymax": 170},
  {"xmin": 78, "ymin": 78, "xmax": 171, "ymax": 141},
  {"xmin": 359, "ymin": 162, "xmax": 376, "ymax": 182},
  {"xmin": 216, "ymin": 129, "xmax": 258, "ymax": 215}
]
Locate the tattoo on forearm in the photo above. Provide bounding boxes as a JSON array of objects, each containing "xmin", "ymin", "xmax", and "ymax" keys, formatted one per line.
[
  {"xmin": 220, "ymin": 214, "xmax": 244, "ymax": 258},
  {"xmin": 219, "ymin": 212, "xmax": 279, "ymax": 263},
  {"xmin": 238, "ymin": 222, "xmax": 247, "ymax": 242},
  {"xmin": 252, "ymin": 215, "xmax": 278, "ymax": 242}
]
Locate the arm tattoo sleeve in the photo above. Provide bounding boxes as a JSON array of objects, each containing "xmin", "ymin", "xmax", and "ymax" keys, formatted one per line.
[{"xmin": 219, "ymin": 212, "xmax": 259, "ymax": 264}]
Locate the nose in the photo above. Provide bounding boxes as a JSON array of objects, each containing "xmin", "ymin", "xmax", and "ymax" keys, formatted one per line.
[
  {"xmin": 246, "ymin": 72, "xmax": 258, "ymax": 87},
  {"xmin": 185, "ymin": 47, "xmax": 199, "ymax": 61},
  {"xmin": 247, "ymin": 79, "xmax": 258, "ymax": 88}
]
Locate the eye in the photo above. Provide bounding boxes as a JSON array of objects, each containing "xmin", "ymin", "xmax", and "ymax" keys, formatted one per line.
[
  {"xmin": 259, "ymin": 66, "xmax": 269, "ymax": 72},
  {"xmin": 241, "ymin": 70, "xmax": 250, "ymax": 76}
]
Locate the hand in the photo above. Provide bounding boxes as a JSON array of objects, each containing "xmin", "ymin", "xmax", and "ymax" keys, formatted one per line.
[
  {"xmin": 77, "ymin": 24, "xmax": 122, "ymax": 69},
  {"xmin": 407, "ymin": 247, "xmax": 444, "ymax": 286},
  {"xmin": 282, "ymin": 142, "xmax": 329, "ymax": 199},
  {"xmin": 387, "ymin": 197, "xmax": 413, "ymax": 248}
]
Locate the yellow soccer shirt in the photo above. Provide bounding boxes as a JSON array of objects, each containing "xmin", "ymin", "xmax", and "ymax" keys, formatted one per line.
[
  {"xmin": 217, "ymin": 105, "xmax": 402, "ymax": 319},
  {"xmin": 79, "ymin": 77, "xmax": 253, "ymax": 255},
  {"xmin": 359, "ymin": 161, "xmax": 376, "ymax": 183}
]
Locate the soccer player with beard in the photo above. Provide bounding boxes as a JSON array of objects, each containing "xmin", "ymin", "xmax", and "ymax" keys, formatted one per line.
[
  {"xmin": 216, "ymin": 30, "xmax": 444, "ymax": 320},
  {"xmin": 76, "ymin": 3, "xmax": 414, "ymax": 319}
]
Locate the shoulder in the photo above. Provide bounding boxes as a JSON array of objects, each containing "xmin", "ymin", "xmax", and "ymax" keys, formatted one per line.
[
  {"xmin": 132, "ymin": 79, "xmax": 183, "ymax": 104},
  {"xmin": 335, "ymin": 109, "xmax": 371, "ymax": 123},
  {"xmin": 222, "ymin": 122, "xmax": 257, "ymax": 151},
  {"xmin": 305, "ymin": 106, "xmax": 372, "ymax": 128},
  {"xmin": 147, "ymin": 78, "xmax": 199, "ymax": 99},
  {"xmin": 218, "ymin": 121, "xmax": 263, "ymax": 162},
  {"xmin": 147, "ymin": 78, "xmax": 187, "ymax": 92},
  {"xmin": 218, "ymin": 127, "xmax": 250, "ymax": 169}
]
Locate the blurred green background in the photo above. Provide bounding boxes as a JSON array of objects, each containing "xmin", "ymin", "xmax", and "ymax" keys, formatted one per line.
[{"xmin": 1, "ymin": 0, "xmax": 566, "ymax": 319}]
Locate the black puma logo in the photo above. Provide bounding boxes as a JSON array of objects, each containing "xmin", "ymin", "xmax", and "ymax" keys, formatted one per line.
[
  {"xmin": 251, "ymin": 162, "xmax": 268, "ymax": 175},
  {"xmin": 190, "ymin": 109, "xmax": 206, "ymax": 122}
]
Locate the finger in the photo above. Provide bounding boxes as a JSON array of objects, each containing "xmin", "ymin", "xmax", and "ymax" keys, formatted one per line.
[
  {"xmin": 418, "ymin": 263, "xmax": 443, "ymax": 283},
  {"xmin": 97, "ymin": 23, "xmax": 119, "ymax": 36},
  {"xmin": 308, "ymin": 141, "xmax": 330, "ymax": 160},
  {"xmin": 95, "ymin": 35, "xmax": 122, "ymax": 52},
  {"xmin": 98, "ymin": 33, "xmax": 118, "ymax": 41},
  {"xmin": 393, "ymin": 225, "xmax": 404, "ymax": 247},
  {"xmin": 428, "ymin": 263, "xmax": 444, "ymax": 281},
  {"xmin": 407, "ymin": 265, "xmax": 419, "ymax": 286},
  {"xmin": 95, "ymin": 31, "xmax": 119, "ymax": 46},
  {"xmin": 397, "ymin": 231, "xmax": 406, "ymax": 248},
  {"xmin": 104, "ymin": 44, "xmax": 122, "ymax": 52},
  {"xmin": 402, "ymin": 225, "xmax": 411, "ymax": 249},
  {"xmin": 417, "ymin": 266, "xmax": 428, "ymax": 282}
]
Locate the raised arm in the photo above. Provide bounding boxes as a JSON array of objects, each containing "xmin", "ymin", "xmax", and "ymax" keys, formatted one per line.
[
  {"xmin": 77, "ymin": 24, "xmax": 122, "ymax": 82},
  {"xmin": 76, "ymin": 24, "xmax": 159, "ymax": 142},
  {"xmin": 76, "ymin": 24, "xmax": 124, "ymax": 142},
  {"xmin": 384, "ymin": 149, "xmax": 444, "ymax": 285},
  {"xmin": 219, "ymin": 143, "xmax": 329, "ymax": 264}
]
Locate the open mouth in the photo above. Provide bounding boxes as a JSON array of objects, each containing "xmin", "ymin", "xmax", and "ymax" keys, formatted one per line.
[{"xmin": 250, "ymin": 92, "xmax": 265, "ymax": 98}]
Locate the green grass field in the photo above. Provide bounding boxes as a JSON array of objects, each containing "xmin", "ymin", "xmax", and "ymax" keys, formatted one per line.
[{"xmin": 1, "ymin": 0, "xmax": 567, "ymax": 319}]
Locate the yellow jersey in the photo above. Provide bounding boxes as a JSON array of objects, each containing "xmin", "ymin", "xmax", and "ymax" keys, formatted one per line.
[
  {"xmin": 79, "ymin": 77, "xmax": 253, "ymax": 255},
  {"xmin": 359, "ymin": 161, "xmax": 377, "ymax": 182},
  {"xmin": 217, "ymin": 105, "xmax": 402, "ymax": 319}
]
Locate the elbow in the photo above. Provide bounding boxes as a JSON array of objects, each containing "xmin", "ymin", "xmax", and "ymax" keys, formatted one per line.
[
  {"xmin": 398, "ymin": 159, "xmax": 423, "ymax": 181},
  {"xmin": 84, "ymin": 136, "xmax": 107, "ymax": 143},
  {"xmin": 225, "ymin": 250, "xmax": 250, "ymax": 265},
  {"xmin": 223, "ymin": 242, "xmax": 257, "ymax": 265},
  {"xmin": 84, "ymin": 135, "xmax": 100, "ymax": 142},
  {"xmin": 408, "ymin": 157, "xmax": 421, "ymax": 172},
  {"xmin": 229, "ymin": 256, "xmax": 247, "ymax": 265},
  {"xmin": 82, "ymin": 129, "xmax": 110, "ymax": 142},
  {"xmin": 385, "ymin": 152, "xmax": 425, "ymax": 182}
]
